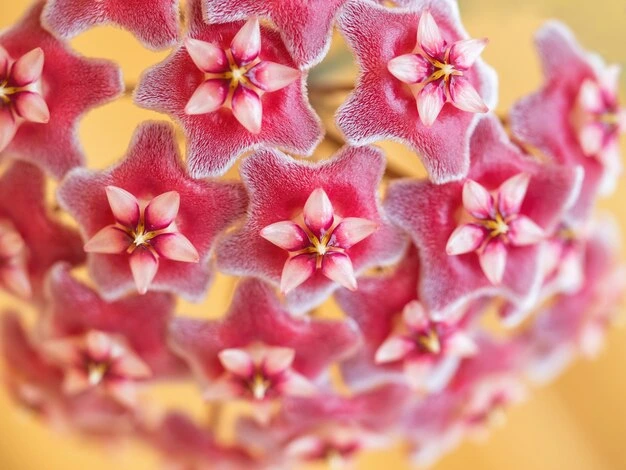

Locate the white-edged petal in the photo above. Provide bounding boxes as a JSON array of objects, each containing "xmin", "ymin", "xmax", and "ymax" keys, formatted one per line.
[
  {"xmin": 151, "ymin": 232, "xmax": 199, "ymax": 263},
  {"xmin": 449, "ymin": 38, "xmax": 488, "ymax": 69},
  {"xmin": 303, "ymin": 188, "xmax": 334, "ymax": 236},
  {"xmin": 185, "ymin": 79, "xmax": 229, "ymax": 115},
  {"xmin": 280, "ymin": 254, "xmax": 315, "ymax": 294},
  {"xmin": 231, "ymin": 86, "xmax": 262, "ymax": 134},
  {"xmin": 417, "ymin": 11, "xmax": 445, "ymax": 58},
  {"xmin": 12, "ymin": 47, "xmax": 44, "ymax": 86},
  {"xmin": 262, "ymin": 347, "xmax": 295, "ymax": 376},
  {"xmin": 497, "ymin": 173, "xmax": 530, "ymax": 217},
  {"xmin": 417, "ymin": 81, "xmax": 446, "ymax": 126},
  {"xmin": 260, "ymin": 221, "xmax": 310, "ymax": 251},
  {"xmin": 448, "ymin": 76, "xmax": 488, "ymax": 114},
  {"xmin": 230, "ymin": 17, "xmax": 261, "ymax": 66},
  {"xmin": 144, "ymin": 191, "xmax": 180, "ymax": 231},
  {"xmin": 446, "ymin": 223, "xmax": 487, "ymax": 255},
  {"xmin": 387, "ymin": 53, "xmax": 431, "ymax": 84},
  {"xmin": 462, "ymin": 179, "xmax": 494, "ymax": 219},
  {"xmin": 14, "ymin": 91, "xmax": 49, "ymax": 123},
  {"xmin": 105, "ymin": 186, "xmax": 140, "ymax": 228},
  {"xmin": 332, "ymin": 217, "xmax": 377, "ymax": 249},
  {"xmin": 84, "ymin": 225, "xmax": 129, "ymax": 254},
  {"xmin": 321, "ymin": 252, "xmax": 357, "ymax": 291},
  {"xmin": 507, "ymin": 216, "xmax": 545, "ymax": 246},
  {"xmin": 185, "ymin": 38, "xmax": 229, "ymax": 73},
  {"xmin": 129, "ymin": 249, "xmax": 159, "ymax": 295},
  {"xmin": 478, "ymin": 239, "xmax": 507, "ymax": 285},
  {"xmin": 218, "ymin": 348, "xmax": 254, "ymax": 377},
  {"xmin": 247, "ymin": 61, "xmax": 300, "ymax": 92},
  {"xmin": 375, "ymin": 336, "xmax": 415, "ymax": 364}
]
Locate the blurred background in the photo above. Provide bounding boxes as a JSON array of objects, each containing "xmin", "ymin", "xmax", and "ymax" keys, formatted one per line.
[{"xmin": 0, "ymin": 0, "xmax": 625, "ymax": 469}]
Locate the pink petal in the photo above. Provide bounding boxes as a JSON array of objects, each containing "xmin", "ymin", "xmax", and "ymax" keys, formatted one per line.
[
  {"xmin": 144, "ymin": 191, "xmax": 180, "ymax": 231},
  {"xmin": 446, "ymin": 333, "xmax": 478, "ymax": 357},
  {"xmin": 85, "ymin": 331, "xmax": 113, "ymax": 360},
  {"xmin": 151, "ymin": 232, "xmax": 199, "ymax": 263},
  {"xmin": 262, "ymin": 347, "xmax": 295, "ymax": 376},
  {"xmin": 129, "ymin": 249, "xmax": 159, "ymax": 295},
  {"xmin": 285, "ymin": 436, "xmax": 324, "ymax": 459},
  {"xmin": 184, "ymin": 79, "xmax": 229, "ymax": 115},
  {"xmin": 105, "ymin": 186, "xmax": 140, "ymax": 228},
  {"xmin": 184, "ymin": 38, "xmax": 229, "ymax": 73},
  {"xmin": 497, "ymin": 173, "xmax": 530, "ymax": 218},
  {"xmin": 247, "ymin": 61, "xmax": 300, "ymax": 92},
  {"xmin": 321, "ymin": 252, "xmax": 357, "ymax": 291},
  {"xmin": 446, "ymin": 223, "xmax": 488, "ymax": 255},
  {"xmin": 0, "ymin": 227, "xmax": 24, "ymax": 258},
  {"xmin": 0, "ymin": 266, "xmax": 32, "ymax": 298},
  {"xmin": 387, "ymin": 53, "xmax": 431, "ymax": 84},
  {"xmin": 598, "ymin": 64, "xmax": 621, "ymax": 97},
  {"xmin": 417, "ymin": 81, "xmax": 446, "ymax": 127},
  {"xmin": 332, "ymin": 217, "xmax": 378, "ymax": 249},
  {"xmin": 462, "ymin": 179, "xmax": 494, "ymax": 219},
  {"xmin": 578, "ymin": 123, "xmax": 604, "ymax": 156},
  {"xmin": 260, "ymin": 221, "xmax": 310, "ymax": 251},
  {"xmin": 0, "ymin": 108, "xmax": 17, "ymax": 153},
  {"xmin": 303, "ymin": 188, "xmax": 334, "ymax": 237},
  {"xmin": 449, "ymin": 38, "xmax": 488, "ymax": 70},
  {"xmin": 13, "ymin": 91, "xmax": 49, "ymax": 123},
  {"xmin": 507, "ymin": 216, "xmax": 545, "ymax": 246},
  {"xmin": 113, "ymin": 354, "xmax": 152, "ymax": 379},
  {"xmin": 11, "ymin": 47, "xmax": 44, "ymax": 86},
  {"xmin": 402, "ymin": 301, "xmax": 429, "ymax": 330},
  {"xmin": 577, "ymin": 79, "xmax": 604, "ymax": 114},
  {"xmin": 63, "ymin": 369, "xmax": 91, "ymax": 394},
  {"xmin": 278, "ymin": 372, "xmax": 316, "ymax": 397},
  {"xmin": 280, "ymin": 254, "xmax": 316, "ymax": 294},
  {"xmin": 231, "ymin": 86, "xmax": 262, "ymax": 134},
  {"xmin": 478, "ymin": 239, "xmax": 507, "ymax": 285},
  {"xmin": 0, "ymin": 45, "xmax": 9, "ymax": 77},
  {"xmin": 375, "ymin": 336, "xmax": 415, "ymax": 363},
  {"xmin": 448, "ymin": 76, "xmax": 488, "ymax": 114},
  {"xmin": 218, "ymin": 349, "xmax": 254, "ymax": 377},
  {"xmin": 84, "ymin": 225, "xmax": 129, "ymax": 254},
  {"xmin": 40, "ymin": 338, "xmax": 81, "ymax": 365},
  {"xmin": 417, "ymin": 11, "xmax": 445, "ymax": 58},
  {"xmin": 230, "ymin": 17, "xmax": 261, "ymax": 66}
]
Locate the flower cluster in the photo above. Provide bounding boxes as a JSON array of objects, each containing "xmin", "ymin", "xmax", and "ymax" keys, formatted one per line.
[{"xmin": 0, "ymin": 0, "xmax": 624, "ymax": 469}]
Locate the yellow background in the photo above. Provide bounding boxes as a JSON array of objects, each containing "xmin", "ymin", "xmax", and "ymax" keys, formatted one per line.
[{"xmin": 1, "ymin": 0, "xmax": 626, "ymax": 469}]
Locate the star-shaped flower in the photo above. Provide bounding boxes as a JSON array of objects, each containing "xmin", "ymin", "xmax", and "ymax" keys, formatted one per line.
[
  {"xmin": 510, "ymin": 22, "xmax": 625, "ymax": 221},
  {"xmin": 58, "ymin": 122, "xmax": 247, "ymax": 301},
  {"xmin": 385, "ymin": 116, "xmax": 583, "ymax": 320},
  {"xmin": 216, "ymin": 146, "xmax": 406, "ymax": 314},
  {"xmin": 0, "ymin": 2, "xmax": 123, "ymax": 179},
  {"xmin": 42, "ymin": 0, "xmax": 180, "ymax": 50},
  {"xmin": 203, "ymin": 0, "xmax": 347, "ymax": 68},
  {"xmin": 135, "ymin": 1, "xmax": 322, "ymax": 178},
  {"xmin": 336, "ymin": 0, "xmax": 497, "ymax": 183}
]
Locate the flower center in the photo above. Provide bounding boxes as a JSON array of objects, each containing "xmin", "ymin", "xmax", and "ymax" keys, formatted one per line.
[
  {"xmin": 483, "ymin": 213, "xmax": 509, "ymax": 238},
  {"xmin": 87, "ymin": 361, "xmax": 109, "ymax": 386},
  {"xmin": 416, "ymin": 329, "xmax": 441, "ymax": 354},
  {"xmin": 249, "ymin": 372, "xmax": 270, "ymax": 400}
]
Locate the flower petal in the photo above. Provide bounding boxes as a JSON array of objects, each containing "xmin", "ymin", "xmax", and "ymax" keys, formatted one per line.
[
  {"xmin": 280, "ymin": 254, "xmax": 316, "ymax": 294},
  {"xmin": 85, "ymin": 331, "xmax": 113, "ymax": 360},
  {"xmin": 113, "ymin": 353, "xmax": 152, "ymax": 379},
  {"xmin": 262, "ymin": 347, "xmax": 295, "ymax": 376},
  {"xmin": 129, "ymin": 249, "xmax": 159, "ymax": 295},
  {"xmin": 260, "ymin": 221, "xmax": 310, "ymax": 251},
  {"xmin": 218, "ymin": 348, "xmax": 254, "ymax": 377},
  {"xmin": 105, "ymin": 186, "xmax": 140, "ymax": 228},
  {"xmin": 497, "ymin": 173, "xmax": 530, "ymax": 218},
  {"xmin": 446, "ymin": 223, "xmax": 488, "ymax": 255},
  {"xmin": 184, "ymin": 38, "xmax": 229, "ymax": 73},
  {"xmin": 387, "ymin": 53, "xmax": 431, "ymax": 84},
  {"xmin": 449, "ymin": 38, "xmax": 488, "ymax": 70},
  {"xmin": 231, "ymin": 86, "xmax": 263, "ymax": 134},
  {"xmin": 507, "ymin": 216, "xmax": 545, "ymax": 246},
  {"xmin": 13, "ymin": 91, "xmax": 49, "ymax": 123},
  {"xmin": 0, "ymin": 108, "xmax": 17, "ymax": 153},
  {"xmin": 321, "ymin": 252, "xmax": 357, "ymax": 291},
  {"xmin": 417, "ymin": 11, "xmax": 445, "ymax": 58},
  {"xmin": 402, "ymin": 301, "xmax": 429, "ymax": 330},
  {"xmin": 11, "ymin": 47, "xmax": 44, "ymax": 86},
  {"xmin": 184, "ymin": 79, "xmax": 229, "ymax": 115},
  {"xmin": 151, "ymin": 232, "xmax": 199, "ymax": 263},
  {"xmin": 478, "ymin": 239, "xmax": 507, "ymax": 285},
  {"xmin": 578, "ymin": 122, "xmax": 604, "ymax": 156},
  {"xmin": 0, "ymin": 265, "xmax": 32, "ymax": 298},
  {"xmin": 448, "ymin": 76, "xmax": 488, "ymax": 114},
  {"xmin": 446, "ymin": 333, "xmax": 478, "ymax": 357},
  {"xmin": 417, "ymin": 81, "xmax": 446, "ymax": 127},
  {"xmin": 0, "ymin": 45, "xmax": 9, "ymax": 77},
  {"xmin": 247, "ymin": 61, "xmax": 300, "ymax": 92},
  {"xmin": 375, "ymin": 336, "xmax": 415, "ymax": 363},
  {"xmin": 332, "ymin": 217, "xmax": 378, "ymax": 249},
  {"xmin": 230, "ymin": 17, "xmax": 261, "ymax": 66},
  {"xmin": 577, "ymin": 79, "xmax": 604, "ymax": 114},
  {"xmin": 84, "ymin": 225, "xmax": 130, "ymax": 254},
  {"xmin": 303, "ymin": 188, "xmax": 334, "ymax": 237},
  {"xmin": 278, "ymin": 371, "xmax": 316, "ymax": 397},
  {"xmin": 144, "ymin": 191, "xmax": 180, "ymax": 231},
  {"xmin": 463, "ymin": 179, "xmax": 494, "ymax": 219}
]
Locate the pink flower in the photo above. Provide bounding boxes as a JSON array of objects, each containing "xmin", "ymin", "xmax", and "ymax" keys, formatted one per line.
[
  {"xmin": 0, "ymin": 162, "xmax": 84, "ymax": 301},
  {"xmin": 42, "ymin": 0, "xmax": 180, "ymax": 50},
  {"xmin": 0, "ymin": 2, "xmax": 123, "ymax": 179},
  {"xmin": 510, "ymin": 22, "xmax": 625, "ymax": 221},
  {"xmin": 203, "ymin": 0, "xmax": 347, "ymax": 68},
  {"xmin": 135, "ymin": 1, "xmax": 322, "ymax": 178},
  {"xmin": 385, "ymin": 116, "xmax": 583, "ymax": 319},
  {"xmin": 336, "ymin": 0, "xmax": 497, "ymax": 183},
  {"xmin": 58, "ymin": 122, "xmax": 247, "ymax": 300},
  {"xmin": 216, "ymin": 146, "xmax": 406, "ymax": 314}
]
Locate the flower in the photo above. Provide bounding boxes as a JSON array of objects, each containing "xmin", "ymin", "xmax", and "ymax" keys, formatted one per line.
[
  {"xmin": 203, "ymin": 0, "xmax": 347, "ymax": 68},
  {"xmin": 42, "ymin": 0, "xmax": 180, "ymax": 50},
  {"xmin": 58, "ymin": 121, "xmax": 247, "ymax": 300},
  {"xmin": 336, "ymin": 0, "xmax": 497, "ymax": 183},
  {"xmin": 134, "ymin": 0, "xmax": 322, "ymax": 178},
  {"xmin": 216, "ymin": 146, "xmax": 406, "ymax": 314},
  {"xmin": 510, "ymin": 22, "xmax": 625, "ymax": 221},
  {"xmin": 0, "ymin": 1, "xmax": 123, "ymax": 179}
]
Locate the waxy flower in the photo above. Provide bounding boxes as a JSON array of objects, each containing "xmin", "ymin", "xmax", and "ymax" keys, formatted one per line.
[
  {"xmin": 204, "ymin": 0, "xmax": 347, "ymax": 68},
  {"xmin": 336, "ymin": 0, "xmax": 497, "ymax": 183},
  {"xmin": 510, "ymin": 22, "xmax": 625, "ymax": 221},
  {"xmin": 0, "ymin": 2, "xmax": 123, "ymax": 178},
  {"xmin": 135, "ymin": 0, "xmax": 322, "ymax": 178},
  {"xmin": 385, "ymin": 116, "xmax": 583, "ymax": 319},
  {"xmin": 42, "ymin": 0, "xmax": 180, "ymax": 50},
  {"xmin": 58, "ymin": 122, "xmax": 247, "ymax": 301}
]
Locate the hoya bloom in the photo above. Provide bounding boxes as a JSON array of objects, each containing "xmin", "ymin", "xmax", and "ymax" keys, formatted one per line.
[
  {"xmin": 336, "ymin": 0, "xmax": 497, "ymax": 183},
  {"xmin": 58, "ymin": 122, "xmax": 247, "ymax": 300},
  {"xmin": 42, "ymin": 0, "xmax": 180, "ymax": 50},
  {"xmin": 217, "ymin": 146, "xmax": 406, "ymax": 314},
  {"xmin": 386, "ymin": 116, "xmax": 583, "ymax": 319},
  {"xmin": 510, "ymin": 22, "xmax": 625, "ymax": 221},
  {"xmin": 204, "ymin": 0, "xmax": 347, "ymax": 68},
  {"xmin": 0, "ymin": 2, "xmax": 123, "ymax": 178},
  {"xmin": 0, "ymin": 162, "xmax": 84, "ymax": 301},
  {"xmin": 135, "ymin": 1, "xmax": 322, "ymax": 178}
]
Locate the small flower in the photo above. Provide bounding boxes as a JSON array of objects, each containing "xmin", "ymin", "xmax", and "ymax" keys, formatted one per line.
[{"xmin": 446, "ymin": 174, "xmax": 545, "ymax": 285}]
